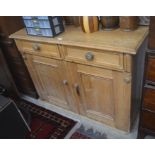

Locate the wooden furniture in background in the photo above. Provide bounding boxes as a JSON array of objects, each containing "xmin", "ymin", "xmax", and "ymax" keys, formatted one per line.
[
  {"xmin": 138, "ymin": 16, "xmax": 155, "ymax": 138},
  {"xmin": 119, "ymin": 16, "xmax": 139, "ymax": 31},
  {"xmin": 0, "ymin": 16, "xmax": 38, "ymax": 98},
  {"xmin": 138, "ymin": 17, "xmax": 155, "ymax": 138},
  {"xmin": 100, "ymin": 16, "xmax": 119, "ymax": 30},
  {"xmin": 148, "ymin": 16, "xmax": 155, "ymax": 49},
  {"xmin": 10, "ymin": 26, "xmax": 148, "ymax": 132},
  {"xmin": 63, "ymin": 16, "xmax": 80, "ymax": 26},
  {"xmin": 138, "ymin": 51, "xmax": 155, "ymax": 138},
  {"xmin": 0, "ymin": 48, "xmax": 18, "ymax": 98}
]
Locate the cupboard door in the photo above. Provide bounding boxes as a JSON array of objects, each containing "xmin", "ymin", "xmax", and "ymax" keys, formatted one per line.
[
  {"xmin": 67, "ymin": 62, "xmax": 132, "ymax": 131},
  {"xmin": 23, "ymin": 54, "xmax": 74, "ymax": 111}
]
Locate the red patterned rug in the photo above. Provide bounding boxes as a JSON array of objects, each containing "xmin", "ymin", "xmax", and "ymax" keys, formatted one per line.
[
  {"xmin": 70, "ymin": 132, "xmax": 91, "ymax": 139},
  {"xmin": 17, "ymin": 100, "xmax": 76, "ymax": 139}
]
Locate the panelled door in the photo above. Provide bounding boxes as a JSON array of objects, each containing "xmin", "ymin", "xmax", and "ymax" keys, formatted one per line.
[
  {"xmin": 66, "ymin": 62, "xmax": 132, "ymax": 131},
  {"xmin": 23, "ymin": 53, "xmax": 77, "ymax": 112}
]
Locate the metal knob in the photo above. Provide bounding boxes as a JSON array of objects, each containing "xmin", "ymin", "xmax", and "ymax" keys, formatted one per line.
[
  {"xmin": 85, "ymin": 52, "xmax": 94, "ymax": 61},
  {"xmin": 63, "ymin": 80, "xmax": 68, "ymax": 85},
  {"xmin": 124, "ymin": 77, "xmax": 131, "ymax": 84},
  {"xmin": 32, "ymin": 44, "xmax": 40, "ymax": 51}
]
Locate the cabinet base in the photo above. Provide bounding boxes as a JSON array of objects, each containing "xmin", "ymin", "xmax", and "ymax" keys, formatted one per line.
[{"xmin": 20, "ymin": 94, "xmax": 139, "ymax": 139}]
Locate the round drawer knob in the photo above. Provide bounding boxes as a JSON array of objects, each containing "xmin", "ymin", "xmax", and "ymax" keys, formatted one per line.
[
  {"xmin": 124, "ymin": 77, "xmax": 131, "ymax": 84},
  {"xmin": 85, "ymin": 52, "xmax": 94, "ymax": 61},
  {"xmin": 63, "ymin": 80, "xmax": 68, "ymax": 85},
  {"xmin": 32, "ymin": 44, "xmax": 40, "ymax": 51}
]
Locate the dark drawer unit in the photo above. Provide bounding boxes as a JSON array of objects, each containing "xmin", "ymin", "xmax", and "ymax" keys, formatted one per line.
[
  {"xmin": 141, "ymin": 110, "xmax": 155, "ymax": 131},
  {"xmin": 0, "ymin": 16, "xmax": 38, "ymax": 98},
  {"xmin": 138, "ymin": 51, "xmax": 155, "ymax": 138},
  {"xmin": 148, "ymin": 16, "xmax": 155, "ymax": 49},
  {"xmin": 22, "ymin": 16, "xmax": 64, "ymax": 37},
  {"xmin": 0, "ymin": 48, "xmax": 18, "ymax": 98},
  {"xmin": 143, "ymin": 86, "xmax": 155, "ymax": 112},
  {"xmin": 145, "ymin": 52, "xmax": 155, "ymax": 84}
]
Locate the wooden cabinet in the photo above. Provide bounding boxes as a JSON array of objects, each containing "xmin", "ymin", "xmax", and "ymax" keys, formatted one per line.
[
  {"xmin": 10, "ymin": 26, "xmax": 148, "ymax": 132},
  {"xmin": 0, "ymin": 16, "xmax": 38, "ymax": 98},
  {"xmin": 66, "ymin": 62, "xmax": 131, "ymax": 130},
  {"xmin": 148, "ymin": 16, "xmax": 155, "ymax": 49},
  {"xmin": 146, "ymin": 54, "xmax": 155, "ymax": 83},
  {"xmin": 23, "ymin": 53, "xmax": 77, "ymax": 112},
  {"xmin": 21, "ymin": 51, "xmax": 132, "ymax": 131},
  {"xmin": 0, "ymin": 48, "xmax": 18, "ymax": 98},
  {"xmin": 143, "ymin": 18, "xmax": 155, "ymax": 139},
  {"xmin": 138, "ymin": 51, "xmax": 155, "ymax": 138}
]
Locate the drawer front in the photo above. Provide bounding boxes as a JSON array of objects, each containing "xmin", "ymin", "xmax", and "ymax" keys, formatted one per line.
[
  {"xmin": 16, "ymin": 40, "xmax": 61, "ymax": 58},
  {"xmin": 26, "ymin": 27, "xmax": 54, "ymax": 37},
  {"xmin": 143, "ymin": 86, "xmax": 155, "ymax": 111},
  {"xmin": 148, "ymin": 17, "xmax": 155, "ymax": 49},
  {"xmin": 23, "ymin": 19, "xmax": 51, "ymax": 29},
  {"xmin": 63, "ymin": 46, "xmax": 124, "ymax": 70},
  {"xmin": 141, "ymin": 110, "xmax": 155, "ymax": 131},
  {"xmin": 146, "ymin": 54, "xmax": 155, "ymax": 83}
]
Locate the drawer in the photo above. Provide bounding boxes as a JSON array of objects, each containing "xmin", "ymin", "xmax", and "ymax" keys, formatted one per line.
[
  {"xmin": 146, "ymin": 54, "xmax": 155, "ymax": 83},
  {"xmin": 143, "ymin": 86, "xmax": 155, "ymax": 111},
  {"xmin": 141, "ymin": 110, "xmax": 155, "ymax": 131},
  {"xmin": 63, "ymin": 46, "xmax": 124, "ymax": 70},
  {"xmin": 23, "ymin": 19, "xmax": 51, "ymax": 28},
  {"xmin": 23, "ymin": 18, "xmax": 60, "ymax": 28},
  {"xmin": 16, "ymin": 40, "xmax": 61, "ymax": 58},
  {"xmin": 26, "ymin": 28, "xmax": 54, "ymax": 37}
]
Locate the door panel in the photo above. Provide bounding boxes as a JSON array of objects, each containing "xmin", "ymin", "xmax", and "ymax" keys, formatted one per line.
[
  {"xmin": 80, "ymin": 74, "xmax": 115, "ymax": 119},
  {"xmin": 24, "ymin": 54, "xmax": 72, "ymax": 110},
  {"xmin": 66, "ymin": 62, "xmax": 131, "ymax": 131}
]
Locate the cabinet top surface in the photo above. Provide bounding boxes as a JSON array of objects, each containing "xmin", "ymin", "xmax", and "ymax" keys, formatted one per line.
[{"xmin": 10, "ymin": 26, "xmax": 148, "ymax": 55}]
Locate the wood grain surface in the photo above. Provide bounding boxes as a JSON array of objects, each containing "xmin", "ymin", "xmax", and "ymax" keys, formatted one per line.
[{"xmin": 10, "ymin": 26, "xmax": 148, "ymax": 55}]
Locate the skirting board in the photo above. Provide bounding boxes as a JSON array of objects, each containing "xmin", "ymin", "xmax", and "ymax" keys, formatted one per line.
[{"xmin": 20, "ymin": 94, "xmax": 139, "ymax": 139}]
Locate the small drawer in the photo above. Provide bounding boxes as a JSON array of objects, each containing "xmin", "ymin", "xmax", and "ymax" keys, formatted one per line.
[
  {"xmin": 63, "ymin": 46, "xmax": 124, "ymax": 70},
  {"xmin": 24, "ymin": 20, "xmax": 51, "ymax": 29},
  {"xmin": 16, "ymin": 40, "xmax": 61, "ymax": 58},
  {"xmin": 26, "ymin": 27, "xmax": 54, "ymax": 37},
  {"xmin": 146, "ymin": 54, "xmax": 155, "ymax": 83},
  {"xmin": 143, "ymin": 86, "xmax": 155, "ymax": 111},
  {"xmin": 141, "ymin": 110, "xmax": 155, "ymax": 131}
]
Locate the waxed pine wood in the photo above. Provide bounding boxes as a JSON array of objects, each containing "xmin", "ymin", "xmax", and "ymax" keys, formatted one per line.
[
  {"xmin": 10, "ymin": 26, "xmax": 148, "ymax": 132},
  {"xmin": 65, "ymin": 62, "xmax": 132, "ymax": 131},
  {"xmin": 23, "ymin": 53, "xmax": 77, "ymax": 112},
  {"xmin": 10, "ymin": 26, "xmax": 148, "ymax": 54}
]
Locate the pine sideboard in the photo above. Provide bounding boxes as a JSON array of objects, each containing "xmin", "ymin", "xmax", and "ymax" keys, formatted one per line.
[{"xmin": 10, "ymin": 26, "xmax": 148, "ymax": 132}]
